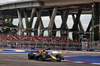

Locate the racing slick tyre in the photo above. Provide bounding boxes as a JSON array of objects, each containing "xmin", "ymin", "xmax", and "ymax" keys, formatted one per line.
[
  {"xmin": 39, "ymin": 55, "xmax": 45, "ymax": 61},
  {"xmin": 56, "ymin": 54, "xmax": 62, "ymax": 62},
  {"xmin": 28, "ymin": 53, "xmax": 34, "ymax": 60}
]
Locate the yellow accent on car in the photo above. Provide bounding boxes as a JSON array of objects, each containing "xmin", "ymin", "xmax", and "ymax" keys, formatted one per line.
[{"xmin": 51, "ymin": 56, "xmax": 56, "ymax": 59}]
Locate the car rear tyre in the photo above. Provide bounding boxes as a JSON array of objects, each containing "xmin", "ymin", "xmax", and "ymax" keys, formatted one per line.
[
  {"xmin": 28, "ymin": 53, "xmax": 34, "ymax": 60},
  {"xmin": 39, "ymin": 55, "xmax": 45, "ymax": 61},
  {"xmin": 56, "ymin": 54, "xmax": 62, "ymax": 62}
]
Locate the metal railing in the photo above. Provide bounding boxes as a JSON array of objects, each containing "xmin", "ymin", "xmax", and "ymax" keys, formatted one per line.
[{"xmin": 0, "ymin": 0, "xmax": 38, "ymax": 6}]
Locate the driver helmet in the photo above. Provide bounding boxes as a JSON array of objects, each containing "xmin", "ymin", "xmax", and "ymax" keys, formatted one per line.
[{"xmin": 42, "ymin": 49, "xmax": 45, "ymax": 52}]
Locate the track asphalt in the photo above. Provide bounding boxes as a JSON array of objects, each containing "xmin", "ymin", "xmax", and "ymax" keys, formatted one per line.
[{"xmin": 0, "ymin": 49, "xmax": 100, "ymax": 65}]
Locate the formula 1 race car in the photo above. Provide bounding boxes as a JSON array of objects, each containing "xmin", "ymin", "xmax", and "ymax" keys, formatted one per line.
[{"xmin": 28, "ymin": 50, "xmax": 64, "ymax": 62}]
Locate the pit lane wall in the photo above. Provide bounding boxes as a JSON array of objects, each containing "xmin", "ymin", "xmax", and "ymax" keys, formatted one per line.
[
  {"xmin": 82, "ymin": 49, "xmax": 100, "ymax": 52},
  {"xmin": 0, "ymin": 49, "xmax": 68, "ymax": 54},
  {"xmin": 0, "ymin": 49, "xmax": 30, "ymax": 53}
]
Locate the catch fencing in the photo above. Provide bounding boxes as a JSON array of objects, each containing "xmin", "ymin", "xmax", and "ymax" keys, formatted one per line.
[
  {"xmin": 0, "ymin": 40, "xmax": 81, "ymax": 50},
  {"xmin": 82, "ymin": 41, "xmax": 100, "ymax": 51}
]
